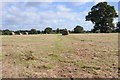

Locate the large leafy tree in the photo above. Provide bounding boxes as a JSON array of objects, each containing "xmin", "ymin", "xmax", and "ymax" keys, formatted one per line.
[
  {"xmin": 74, "ymin": 25, "xmax": 84, "ymax": 33},
  {"xmin": 86, "ymin": 2, "xmax": 118, "ymax": 33}
]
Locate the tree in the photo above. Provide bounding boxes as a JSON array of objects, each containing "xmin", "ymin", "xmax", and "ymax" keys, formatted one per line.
[
  {"xmin": 86, "ymin": 2, "xmax": 118, "ymax": 33},
  {"xmin": 41, "ymin": 30, "xmax": 45, "ymax": 34},
  {"xmin": 74, "ymin": 25, "xmax": 84, "ymax": 33},
  {"xmin": 116, "ymin": 21, "xmax": 120, "ymax": 32},
  {"xmin": 0, "ymin": 30, "xmax": 2, "ymax": 35},
  {"xmin": 30, "ymin": 29, "xmax": 37, "ymax": 34},
  {"xmin": 69, "ymin": 30, "xmax": 74, "ymax": 33},
  {"xmin": 15, "ymin": 31, "xmax": 21, "ymax": 35},
  {"xmin": 56, "ymin": 28, "xmax": 60, "ymax": 34},
  {"xmin": 37, "ymin": 30, "xmax": 41, "ymax": 34},
  {"xmin": 2, "ymin": 29, "xmax": 12, "ymax": 35},
  {"xmin": 44, "ymin": 27, "xmax": 52, "ymax": 34}
]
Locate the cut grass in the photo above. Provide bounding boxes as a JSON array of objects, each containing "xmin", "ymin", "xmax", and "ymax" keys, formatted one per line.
[
  {"xmin": 63, "ymin": 59, "xmax": 87, "ymax": 67},
  {"xmin": 46, "ymin": 64, "xmax": 53, "ymax": 69},
  {"xmin": 2, "ymin": 33, "xmax": 118, "ymax": 78},
  {"xmin": 48, "ymin": 53, "xmax": 62, "ymax": 60}
]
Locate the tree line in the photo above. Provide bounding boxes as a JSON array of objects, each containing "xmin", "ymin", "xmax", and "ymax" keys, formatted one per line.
[
  {"xmin": 1, "ymin": 22, "xmax": 120, "ymax": 35},
  {"xmin": 1, "ymin": 2, "xmax": 120, "ymax": 35},
  {"xmin": 1, "ymin": 25, "xmax": 84, "ymax": 35}
]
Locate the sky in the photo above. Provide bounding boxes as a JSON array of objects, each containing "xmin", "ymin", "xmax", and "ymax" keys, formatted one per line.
[{"xmin": 0, "ymin": 0, "xmax": 119, "ymax": 31}]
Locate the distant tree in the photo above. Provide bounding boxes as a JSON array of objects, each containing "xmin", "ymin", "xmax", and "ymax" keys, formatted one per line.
[
  {"xmin": 15, "ymin": 31, "xmax": 21, "ymax": 35},
  {"xmin": 37, "ymin": 30, "xmax": 41, "ymax": 34},
  {"xmin": 41, "ymin": 30, "xmax": 45, "ymax": 34},
  {"xmin": 0, "ymin": 30, "xmax": 2, "ymax": 35},
  {"xmin": 59, "ymin": 29, "xmax": 63, "ymax": 33},
  {"xmin": 30, "ymin": 29, "xmax": 37, "ymax": 34},
  {"xmin": 2, "ymin": 29, "xmax": 12, "ymax": 35},
  {"xmin": 74, "ymin": 25, "xmax": 84, "ymax": 33},
  {"xmin": 85, "ymin": 30, "xmax": 92, "ymax": 33},
  {"xmin": 86, "ymin": 2, "xmax": 118, "ymax": 33},
  {"xmin": 69, "ymin": 30, "xmax": 74, "ymax": 33},
  {"xmin": 51, "ymin": 30, "xmax": 56, "ymax": 34},
  {"xmin": 56, "ymin": 28, "xmax": 60, "ymax": 34},
  {"xmin": 44, "ymin": 27, "xmax": 52, "ymax": 34}
]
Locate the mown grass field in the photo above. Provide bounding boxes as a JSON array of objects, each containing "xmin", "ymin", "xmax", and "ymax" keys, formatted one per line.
[{"xmin": 2, "ymin": 33, "xmax": 118, "ymax": 78}]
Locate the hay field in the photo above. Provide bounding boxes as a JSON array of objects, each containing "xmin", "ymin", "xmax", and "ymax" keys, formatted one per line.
[{"xmin": 2, "ymin": 33, "xmax": 118, "ymax": 78}]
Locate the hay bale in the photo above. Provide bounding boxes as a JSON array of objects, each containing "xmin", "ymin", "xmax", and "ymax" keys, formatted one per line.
[
  {"xmin": 25, "ymin": 32, "xmax": 28, "ymax": 35},
  {"xmin": 20, "ymin": 33, "xmax": 23, "ymax": 35},
  {"xmin": 62, "ymin": 30, "xmax": 69, "ymax": 35},
  {"xmin": 11, "ymin": 32, "xmax": 15, "ymax": 35}
]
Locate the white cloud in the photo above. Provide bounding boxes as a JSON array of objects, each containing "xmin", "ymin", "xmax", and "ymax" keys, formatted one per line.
[
  {"xmin": 71, "ymin": 0, "xmax": 111, "ymax": 6},
  {"xmin": 3, "ymin": 3, "xmax": 94, "ymax": 29},
  {"xmin": 56, "ymin": 5, "xmax": 71, "ymax": 12},
  {"xmin": 3, "ymin": 7, "xmax": 93, "ymax": 30},
  {"xmin": 71, "ymin": 0, "xmax": 93, "ymax": 6},
  {"xmin": 1, "ymin": 0, "xmax": 119, "ymax": 2},
  {"xmin": 2, "ymin": 1, "xmax": 117, "ymax": 30},
  {"xmin": 24, "ymin": 2, "xmax": 52, "ymax": 8}
]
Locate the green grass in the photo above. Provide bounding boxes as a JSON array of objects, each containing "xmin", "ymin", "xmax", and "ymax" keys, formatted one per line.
[
  {"xmin": 46, "ymin": 64, "xmax": 53, "ymax": 69},
  {"xmin": 48, "ymin": 53, "xmax": 62, "ymax": 60}
]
